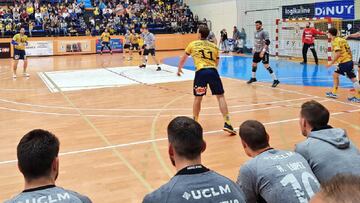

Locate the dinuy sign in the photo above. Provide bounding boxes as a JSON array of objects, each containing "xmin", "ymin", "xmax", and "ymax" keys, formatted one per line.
[{"xmin": 315, "ymin": 0, "xmax": 354, "ymax": 19}]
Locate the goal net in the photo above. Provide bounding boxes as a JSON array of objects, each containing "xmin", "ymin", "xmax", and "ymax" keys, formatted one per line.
[{"xmin": 275, "ymin": 17, "xmax": 342, "ymax": 62}]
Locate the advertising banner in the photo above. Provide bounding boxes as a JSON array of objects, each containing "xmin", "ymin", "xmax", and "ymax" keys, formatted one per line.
[
  {"xmin": 26, "ymin": 41, "xmax": 54, "ymax": 56},
  {"xmin": 0, "ymin": 43, "xmax": 11, "ymax": 58},
  {"xmin": 282, "ymin": 3, "xmax": 314, "ymax": 19},
  {"xmin": 58, "ymin": 40, "xmax": 92, "ymax": 53},
  {"xmin": 315, "ymin": 0, "xmax": 355, "ymax": 20},
  {"xmin": 96, "ymin": 38, "xmax": 123, "ymax": 53}
]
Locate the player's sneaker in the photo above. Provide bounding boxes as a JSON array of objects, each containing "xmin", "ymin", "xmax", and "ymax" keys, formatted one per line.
[
  {"xmin": 139, "ymin": 64, "xmax": 146, "ymax": 68},
  {"xmin": 348, "ymin": 96, "xmax": 360, "ymax": 103},
  {"xmin": 12, "ymin": 74, "xmax": 17, "ymax": 79},
  {"xmin": 156, "ymin": 67, "xmax": 161, "ymax": 71},
  {"xmin": 110, "ymin": 51, "xmax": 113, "ymax": 55},
  {"xmin": 223, "ymin": 123, "xmax": 236, "ymax": 136},
  {"xmin": 100, "ymin": 52, "xmax": 103, "ymax": 55},
  {"xmin": 272, "ymin": 80, "xmax": 280, "ymax": 87},
  {"xmin": 247, "ymin": 78, "xmax": 257, "ymax": 84},
  {"xmin": 23, "ymin": 73, "xmax": 30, "ymax": 77},
  {"xmin": 300, "ymin": 61, "xmax": 307, "ymax": 65},
  {"xmin": 326, "ymin": 92, "xmax": 338, "ymax": 99}
]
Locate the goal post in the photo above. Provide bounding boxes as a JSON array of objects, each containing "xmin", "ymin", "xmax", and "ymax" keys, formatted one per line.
[{"xmin": 275, "ymin": 17, "xmax": 342, "ymax": 64}]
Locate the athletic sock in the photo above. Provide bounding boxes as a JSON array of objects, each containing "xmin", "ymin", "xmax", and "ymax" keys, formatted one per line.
[
  {"xmin": 224, "ymin": 114, "xmax": 231, "ymax": 125},
  {"xmin": 252, "ymin": 72, "xmax": 256, "ymax": 78},
  {"xmin": 354, "ymin": 81, "xmax": 360, "ymax": 98},
  {"xmin": 332, "ymin": 86, "xmax": 338, "ymax": 94}
]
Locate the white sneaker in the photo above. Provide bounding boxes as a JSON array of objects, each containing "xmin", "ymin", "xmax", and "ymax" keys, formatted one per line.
[
  {"xmin": 12, "ymin": 74, "xmax": 17, "ymax": 79},
  {"xmin": 23, "ymin": 73, "xmax": 30, "ymax": 77}
]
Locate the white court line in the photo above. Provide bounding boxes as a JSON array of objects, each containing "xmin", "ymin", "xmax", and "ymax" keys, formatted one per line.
[
  {"xmin": 1, "ymin": 107, "xmax": 359, "ymax": 166},
  {"xmin": 224, "ymin": 77, "xmax": 360, "ymax": 108},
  {"xmin": 0, "ymin": 96, "xmax": 315, "ymax": 112},
  {"xmin": 0, "ymin": 99, "xmax": 327, "ymax": 118}
]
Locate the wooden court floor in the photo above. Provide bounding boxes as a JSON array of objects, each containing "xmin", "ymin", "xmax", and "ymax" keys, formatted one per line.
[{"xmin": 0, "ymin": 51, "xmax": 359, "ymax": 202}]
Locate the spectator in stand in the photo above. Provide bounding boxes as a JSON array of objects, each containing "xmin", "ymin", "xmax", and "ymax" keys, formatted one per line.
[{"xmin": 34, "ymin": 9, "xmax": 42, "ymax": 25}]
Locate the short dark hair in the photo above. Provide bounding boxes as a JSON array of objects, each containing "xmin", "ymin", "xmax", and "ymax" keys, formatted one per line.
[
  {"xmin": 301, "ymin": 100, "xmax": 329, "ymax": 129},
  {"xmin": 255, "ymin": 20, "xmax": 262, "ymax": 25},
  {"xmin": 198, "ymin": 24, "xmax": 210, "ymax": 40},
  {"xmin": 17, "ymin": 129, "xmax": 60, "ymax": 180},
  {"xmin": 167, "ymin": 116, "xmax": 204, "ymax": 160},
  {"xmin": 319, "ymin": 174, "xmax": 360, "ymax": 203},
  {"xmin": 239, "ymin": 120, "xmax": 269, "ymax": 151},
  {"xmin": 328, "ymin": 28, "xmax": 338, "ymax": 36}
]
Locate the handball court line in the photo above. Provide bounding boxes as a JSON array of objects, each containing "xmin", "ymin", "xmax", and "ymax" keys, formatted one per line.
[
  {"xmin": 1, "ymin": 103, "xmax": 358, "ymax": 166},
  {"xmin": 0, "ymin": 96, "xmax": 316, "ymax": 112},
  {"xmin": 41, "ymin": 72, "xmax": 154, "ymax": 192},
  {"xmin": 0, "ymin": 99, "xmax": 324, "ymax": 118}
]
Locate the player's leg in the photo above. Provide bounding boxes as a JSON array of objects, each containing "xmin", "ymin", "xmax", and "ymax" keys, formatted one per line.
[
  {"xmin": 129, "ymin": 45, "xmax": 133, "ymax": 60},
  {"xmin": 345, "ymin": 62, "xmax": 360, "ymax": 102},
  {"xmin": 208, "ymin": 68, "xmax": 236, "ymax": 135},
  {"xmin": 263, "ymin": 53, "xmax": 279, "ymax": 87},
  {"xmin": 12, "ymin": 58, "xmax": 19, "ymax": 78},
  {"xmin": 326, "ymin": 71, "xmax": 340, "ymax": 99},
  {"xmin": 150, "ymin": 49, "xmax": 161, "ymax": 71},
  {"xmin": 301, "ymin": 43, "xmax": 309, "ymax": 64},
  {"xmin": 23, "ymin": 57, "xmax": 29, "ymax": 77},
  {"xmin": 100, "ymin": 42, "xmax": 105, "ymax": 54},
  {"xmin": 139, "ymin": 49, "xmax": 148, "ymax": 68},
  {"xmin": 193, "ymin": 96, "xmax": 203, "ymax": 122},
  {"xmin": 106, "ymin": 43, "xmax": 112, "ymax": 54},
  {"xmin": 193, "ymin": 70, "xmax": 207, "ymax": 121},
  {"xmin": 309, "ymin": 44, "xmax": 319, "ymax": 65},
  {"xmin": 247, "ymin": 52, "xmax": 260, "ymax": 84}
]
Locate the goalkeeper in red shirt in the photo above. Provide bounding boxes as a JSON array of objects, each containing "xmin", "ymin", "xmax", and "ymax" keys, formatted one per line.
[{"xmin": 301, "ymin": 22, "xmax": 325, "ymax": 65}]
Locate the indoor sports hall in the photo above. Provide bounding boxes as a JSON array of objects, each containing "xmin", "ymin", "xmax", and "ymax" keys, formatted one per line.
[{"xmin": 0, "ymin": 0, "xmax": 359, "ymax": 202}]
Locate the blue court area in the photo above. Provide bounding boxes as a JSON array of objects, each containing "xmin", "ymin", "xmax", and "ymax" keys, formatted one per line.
[{"xmin": 163, "ymin": 55, "xmax": 355, "ymax": 88}]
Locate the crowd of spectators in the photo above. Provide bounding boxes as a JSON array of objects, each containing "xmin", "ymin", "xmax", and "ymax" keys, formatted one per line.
[{"xmin": 0, "ymin": 0, "xmax": 199, "ymax": 37}]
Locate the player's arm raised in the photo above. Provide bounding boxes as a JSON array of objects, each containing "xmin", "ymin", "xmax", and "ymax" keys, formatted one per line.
[{"xmin": 346, "ymin": 31, "xmax": 360, "ymax": 39}]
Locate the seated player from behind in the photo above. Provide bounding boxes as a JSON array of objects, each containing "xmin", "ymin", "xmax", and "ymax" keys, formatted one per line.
[
  {"xmin": 326, "ymin": 28, "xmax": 360, "ymax": 103},
  {"xmin": 237, "ymin": 120, "xmax": 320, "ymax": 203},
  {"xmin": 5, "ymin": 129, "xmax": 92, "ymax": 203},
  {"xmin": 310, "ymin": 174, "xmax": 360, "ymax": 203},
  {"xmin": 295, "ymin": 100, "xmax": 360, "ymax": 183},
  {"xmin": 142, "ymin": 116, "xmax": 245, "ymax": 203}
]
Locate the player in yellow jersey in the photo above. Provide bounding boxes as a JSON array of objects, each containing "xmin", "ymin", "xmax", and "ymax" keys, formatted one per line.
[
  {"xmin": 326, "ymin": 28, "xmax": 360, "ymax": 103},
  {"xmin": 100, "ymin": 28, "xmax": 112, "ymax": 54},
  {"xmin": 129, "ymin": 29, "xmax": 140, "ymax": 60},
  {"xmin": 177, "ymin": 25, "xmax": 236, "ymax": 135},
  {"xmin": 12, "ymin": 27, "xmax": 29, "ymax": 78},
  {"xmin": 345, "ymin": 31, "xmax": 360, "ymax": 87}
]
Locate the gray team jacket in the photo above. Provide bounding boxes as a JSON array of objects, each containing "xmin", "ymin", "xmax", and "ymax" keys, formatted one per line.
[
  {"xmin": 5, "ymin": 185, "xmax": 92, "ymax": 203},
  {"xmin": 295, "ymin": 127, "xmax": 360, "ymax": 183},
  {"xmin": 143, "ymin": 166, "xmax": 245, "ymax": 203}
]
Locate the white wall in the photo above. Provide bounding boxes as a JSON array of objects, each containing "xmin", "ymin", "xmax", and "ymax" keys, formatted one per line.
[{"xmin": 185, "ymin": 0, "xmax": 238, "ymax": 44}]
